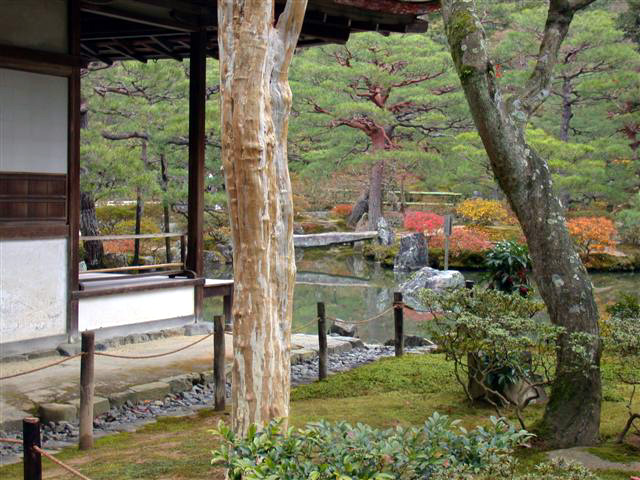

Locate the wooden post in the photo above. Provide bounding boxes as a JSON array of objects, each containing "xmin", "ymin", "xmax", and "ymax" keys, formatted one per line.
[
  {"xmin": 213, "ymin": 315, "xmax": 226, "ymax": 411},
  {"xmin": 394, "ymin": 292, "xmax": 404, "ymax": 357},
  {"xmin": 180, "ymin": 235, "xmax": 186, "ymax": 266},
  {"xmin": 223, "ymin": 293, "xmax": 233, "ymax": 332},
  {"xmin": 23, "ymin": 418, "xmax": 42, "ymax": 480},
  {"xmin": 317, "ymin": 302, "xmax": 328, "ymax": 380},
  {"xmin": 79, "ymin": 331, "xmax": 95, "ymax": 450},
  {"xmin": 187, "ymin": 30, "xmax": 206, "ymax": 321}
]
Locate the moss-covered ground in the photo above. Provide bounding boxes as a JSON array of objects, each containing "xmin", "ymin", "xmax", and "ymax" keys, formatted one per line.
[{"xmin": 1, "ymin": 354, "xmax": 637, "ymax": 479}]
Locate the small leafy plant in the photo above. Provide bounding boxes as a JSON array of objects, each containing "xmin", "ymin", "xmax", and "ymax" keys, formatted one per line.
[
  {"xmin": 211, "ymin": 414, "xmax": 533, "ymax": 479},
  {"xmin": 603, "ymin": 293, "xmax": 640, "ymax": 443},
  {"xmin": 484, "ymin": 240, "xmax": 531, "ymax": 295}
]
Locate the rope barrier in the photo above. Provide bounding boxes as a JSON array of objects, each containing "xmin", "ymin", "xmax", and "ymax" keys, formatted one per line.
[
  {"xmin": 292, "ymin": 318, "xmax": 321, "ymax": 334},
  {"xmin": 0, "ymin": 437, "xmax": 23, "ymax": 444},
  {"xmin": 33, "ymin": 445, "xmax": 93, "ymax": 480},
  {"xmin": 0, "ymin": 354, "xmax": 84, "ymax": 381},
  {"xmin": 327, "ymin": 305, "xmax": 396, "ymax": 326},
  {"xmin": 94, "ymin": 332, "xmax": 213, "ymax": 360}
]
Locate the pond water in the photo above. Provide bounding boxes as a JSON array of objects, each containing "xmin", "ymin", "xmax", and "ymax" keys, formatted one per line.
[{"xmin": 204, "ymin": 247, "xmax": 640, "ymax": 345}]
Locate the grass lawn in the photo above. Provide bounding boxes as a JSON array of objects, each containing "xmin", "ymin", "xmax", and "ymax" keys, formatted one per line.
[{"xmin": 1, "ymin": 354, "xmax": 637, "ymax": 479}]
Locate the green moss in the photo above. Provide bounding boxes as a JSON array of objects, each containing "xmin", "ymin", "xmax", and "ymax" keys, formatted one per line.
[
  {"xmin": 586, "ymin": 443, "xmax": 640, "ymax": 464},
  {"xmin": 362, "ymin": 242, "xmax": 399, "ymax": 267}
]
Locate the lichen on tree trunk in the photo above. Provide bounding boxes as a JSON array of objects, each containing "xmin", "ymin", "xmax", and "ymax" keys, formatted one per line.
[
  {"xmin": 441, "ymin": 0, "xmax": 601, "ymax": 447},
  {"xmin": 217, "ymin": 0, "xmax": 307, "ymax": 437}
]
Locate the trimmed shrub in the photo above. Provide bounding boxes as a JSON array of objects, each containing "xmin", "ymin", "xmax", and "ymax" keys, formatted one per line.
[
  {"xmin": 429, "ymin": 227, "xmax": 492, "ymax": 255},
  {"xmin": 456, "ymin": 198, "xmax": 511, "ymax": 226},
  {"xmin": 567, "ymin": 216, "xmax": 617, "ymax": 257},
  {"xmin": 330, "ymin": 204, "xmax": 353, "ymax": 219},
  {"xmin": 404, "ymin": 211, "xmax": 444, "ymax": 235},
  {"xmin": 212, "ymin": 414, "xmax": 532, "ymax": 480}
]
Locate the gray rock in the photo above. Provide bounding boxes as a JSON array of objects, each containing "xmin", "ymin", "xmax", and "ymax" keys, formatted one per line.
[
  {"xmin": 329, "ymin": 319, "xmax": 357, "ymax": 337},
  {"xmin": 130, "ymin": 382, "xmax": 171, "ymax": 403},
  {"xmin": 204, "ymin": 250, "xmax": 224, "ymax": 266},
  {"xmin": 384, "ymin": 335, "xmax": 432, "ymax": 348},
  {"xmin": 219, "ymin": 244, "xmax": 233, "ymax": 263},
  {"xmin": 355, "ymin": 213, "xmax": 369, "ymax": 232},
  {"xmin": 400, "ymin": 267, "xmax": 465, "ymax": 310},
  {"xmin": 39, "ymin": 403, "xmax": 77, "ymax": 423},
  {"xmin": 70, "ymin": 397, "xmax": 110, "ymax": 418},
  {"xmin": 293, "ymin": 223, "xmax": 304, "ymax": 234},
  {"xmin": 377, "ymin": 217, "xmax": 395, "ymax": 246},
  {"xmin": 183, "ymin": 323, "xmax": 213, "ymax": 336},
  {"xmin": 57, "ymin": 342, "xmax": 81, "ymax": 356},
  {"xmin": 394, "ymin": 233, "xmax": 428, "ymax": 271},
  {"xmin": 103, "ymin": 253, "xmax": 128, "ymax": 268},
  {"xmin": 78, "ymin": 261, "xmax": 87, "ymax": 272}
]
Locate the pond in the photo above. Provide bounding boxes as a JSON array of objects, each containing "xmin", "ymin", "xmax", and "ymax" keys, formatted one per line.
[{"xmin": 204, "ymin": 247, "xmax": 640, "ymax": 345}]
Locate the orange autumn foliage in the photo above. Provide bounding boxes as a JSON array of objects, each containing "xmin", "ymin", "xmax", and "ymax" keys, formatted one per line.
[{"xmin": 567, "ymin": 216, "xmax": 617, "ymax": 257}]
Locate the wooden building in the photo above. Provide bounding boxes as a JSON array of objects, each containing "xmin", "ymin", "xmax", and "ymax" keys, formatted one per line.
[{"xmin": 0, "ymin": 0, "xmax": 436, "ymax": 356}]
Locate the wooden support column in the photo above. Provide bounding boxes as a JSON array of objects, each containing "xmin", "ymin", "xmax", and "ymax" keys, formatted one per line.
[
  {"xmin": 187, "ymin": 30, "xmax": 207, "ymax": 321},
  {"xmin": 67, "ymin": 0, "xmax": 81, "ymax": 340}
]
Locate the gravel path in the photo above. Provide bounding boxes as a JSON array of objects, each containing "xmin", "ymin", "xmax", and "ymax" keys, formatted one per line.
[{"xmin": 1, "ymin": 344, "xmax": 429, "ymax": 464}]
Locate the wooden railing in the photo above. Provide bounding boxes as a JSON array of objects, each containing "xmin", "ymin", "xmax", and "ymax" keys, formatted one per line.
[{"xmin": 80, "ymin": 232, "xmax": 187, "ymax": 272}]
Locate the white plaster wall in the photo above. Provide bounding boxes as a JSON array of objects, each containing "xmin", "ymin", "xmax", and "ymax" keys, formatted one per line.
[
  {"xmin": 0, "ymin": 0, "xmax": 68, "ymax": 53},
  {"xmin": 0, "ymin": 69, "xmax": 68, "ymax": 174},
  {"xmin": 0, "ymin": 239, "xmax": 68, "ymax": 343},
  {"xmin": 78, "ymin": 288, "xmax": 195, "ymax": 331}
]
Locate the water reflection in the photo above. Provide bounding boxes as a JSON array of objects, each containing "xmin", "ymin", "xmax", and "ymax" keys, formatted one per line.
[{"xmin": 204, "ymin": 247, "xmax": 640, "ymax": 344}]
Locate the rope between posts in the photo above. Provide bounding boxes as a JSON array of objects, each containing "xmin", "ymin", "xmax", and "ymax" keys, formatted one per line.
[
  {"xmin": 0, "ymin": 437, "xmax": 23, "ymax": 444},
  {"xmin": 33, "ymin": 445, "xmax": 93, "ymax": 480},
  {"xmin": 94, "ymin": 332, "xmax": 213, "ymax": 359},
  {"xmin": 326, "ymin": 305, "xmax": 397, "ymax": 326},
  {"xmin": 0, "ymin": 354, "xmax": 84, "ymax": 381}
]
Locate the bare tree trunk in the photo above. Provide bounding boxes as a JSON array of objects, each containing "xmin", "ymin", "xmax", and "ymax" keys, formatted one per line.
[
  {"xmin": 560, "ymin": 77, "xmax": 573, "ymax": 142},
  {"xmin": 218, "ymin": 0, "xmax": 307, "ymax": 437},
  {"xmin": 159, "ymin": 154, "xmax": 173, "ymax": 263},
  {"xmin": 368, "ymin": 160, "xmax": 384, "ymax": 229},
  {"xmin": 80, "ymin": 191, "xmax": 103, "ymax": 268},
  {"xmin": 133, "ymin": 187, "xmax": 143, "ymax": 266},
  {"xmin": 442, "ymin": 0, "xmax": 601, "ymax": 447}
]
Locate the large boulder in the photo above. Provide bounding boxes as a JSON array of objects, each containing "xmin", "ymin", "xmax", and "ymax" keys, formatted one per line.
[
  {"xmin": 393, "ymin": 233, "xmax": 428, "ymax": 271},
  {"xmin": 400, "ymin": 266, "xmax": 465, "ymax": 311},
  {"xmin": 377, "ymin": 217, "xmax": 395, "ymax": 246},
  {"xmin": 329, "ymin": 319, "xmax": 357, "ymax": 337}
]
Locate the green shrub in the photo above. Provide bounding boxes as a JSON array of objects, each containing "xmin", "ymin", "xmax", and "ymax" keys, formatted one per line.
[
  {"xmin": 420, "ymin": 288, "xmax": 598, "ymax": 429},
  {"xmin": 211, "ymin": 414, "xmax": 532, "ymax": 480},
  {"xmin": 96, "ymin": 205, "xmax": 135, "ymax": 233},
  {"xmin": 616, "ymin": 193, "xmax": 640, "ymax": 246},
  {"xmin": 484, "ymin": 240, "xmax": 531, "ymax": 295}
]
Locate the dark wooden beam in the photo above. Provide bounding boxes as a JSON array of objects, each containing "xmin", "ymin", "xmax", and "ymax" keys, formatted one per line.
[
  {"xmin": 300, "ymin": 22, "xmax": 350, "ymax": 43},
  {"xmin": 72, "ymin": 278, "xmax": 205, "ymax": 299},
  {"xmin": 333, "ymin": 0, "xmax": 439, "ymax": 15},
  {"xmin": 0, "ymin": 223, "xmax": 69, "ymax": 240},
  {"xmin": 0, "ymin": 45, "xmax": 82, "ymax": 77},
  {"xmin": 80, "ymin": 2, "xmax": 197, "ymax": 32},
  {"xmin": 187, "ymin": 30, "xmax": 206, "ymax": 321},
  {"xmin": 68, "ymin": 0, "xmax": 82, "ymax": 340}
]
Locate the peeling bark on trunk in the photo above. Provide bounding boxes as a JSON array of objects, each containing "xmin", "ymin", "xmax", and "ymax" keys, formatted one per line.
[
  {"xmin": 442, "ymin": 0, "xmax": 601, "ymax": 447},
  {"xmin": 80, "ymin": 191, "xmax": 103, "ymax": 268},
  {"xmin": 218, "ymin": 0, "xmax": 307, "ymax": 437}
]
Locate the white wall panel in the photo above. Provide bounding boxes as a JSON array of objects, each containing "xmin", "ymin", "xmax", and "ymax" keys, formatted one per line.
[
  {"xmin": 0, "ymin": 239, "xmax": 68, "ymax": 343},
  {"xmin": 78, "ymin": 288, "xmax": 195, "ymax": 331},
  {"xmin": 0, "ymin": 69, "xmax": 68, "ymax": 174}
]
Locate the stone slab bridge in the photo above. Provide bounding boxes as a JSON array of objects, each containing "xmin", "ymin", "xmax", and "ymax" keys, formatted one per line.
[{"xmin": 293, "ymin": 231, "xmax": 378, "ymax": 248}]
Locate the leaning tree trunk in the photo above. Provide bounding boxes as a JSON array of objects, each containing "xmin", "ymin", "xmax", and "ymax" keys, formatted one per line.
[
  {"xmin": 80, "ymin": 191, "xmax": 103, "ymax": 268},
  {"xmin": 442, "ymin": 0, "xmax": 601, "ymax": 447},
  {"xmin": 347, "ymin": 190, "xmax": 369, "ymax": 227},
  {"xmin": 218, "ymin": 0, "xmax": 307, "ymax": 437},
  {"xmin": 132, "ymin": 187, "xmax": 143, "ymax": 266}
]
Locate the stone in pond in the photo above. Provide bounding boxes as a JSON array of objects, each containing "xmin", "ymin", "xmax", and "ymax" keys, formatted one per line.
[
  {"xmin": 377, "ymin": 217, "xmax": 395, "ymax": 246},
  {"xmin": 394, "ymin": 233, "xmax": 427, "ymax": 271},
  {"xmin": 400, "ymin": 267, "xmax": 464, "ymax": 311}
]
